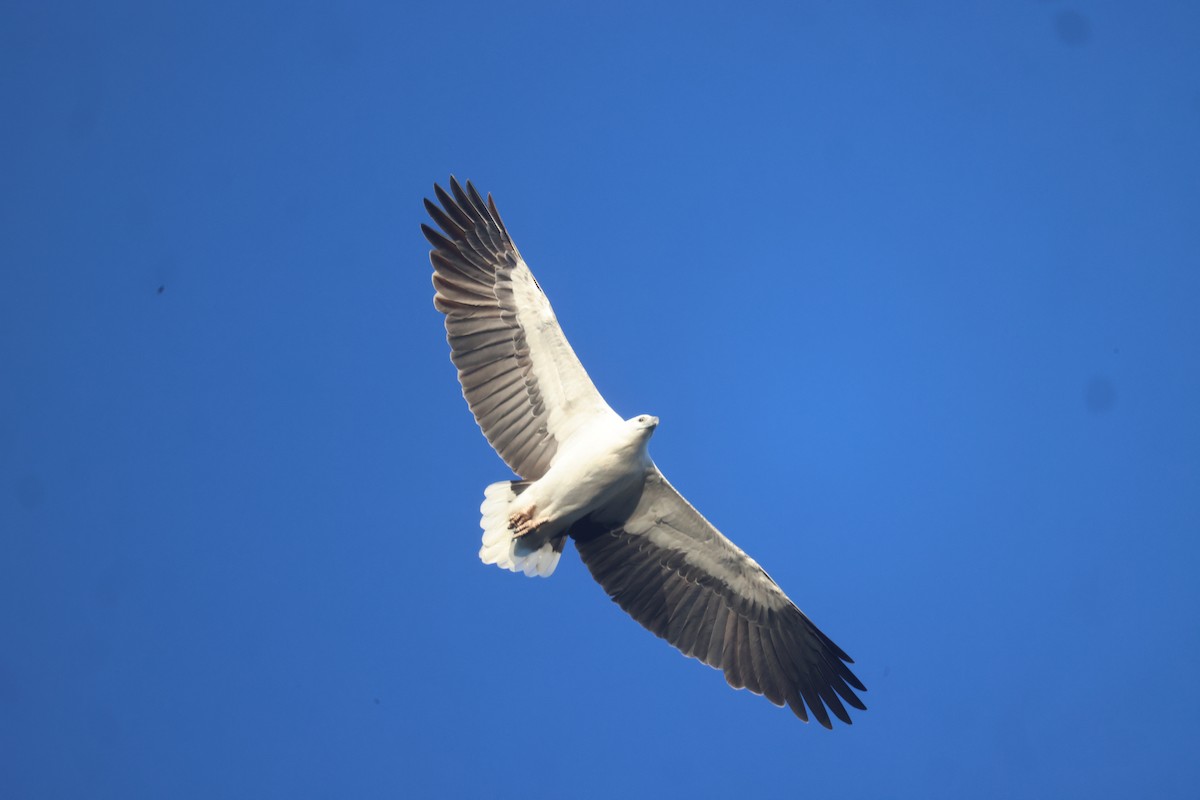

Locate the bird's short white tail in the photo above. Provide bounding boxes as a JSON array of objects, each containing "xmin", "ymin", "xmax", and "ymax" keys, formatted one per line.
[{"xmin": 479, "ymin": 481, "xmax": 562, "ymax": 578}]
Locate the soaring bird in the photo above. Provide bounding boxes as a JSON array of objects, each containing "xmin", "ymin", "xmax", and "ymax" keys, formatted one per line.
[{"xmin": 423, "ymin": 177, "xmax": 866, "ymax": 727}]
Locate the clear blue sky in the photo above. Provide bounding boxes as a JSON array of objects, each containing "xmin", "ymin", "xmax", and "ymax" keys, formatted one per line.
[{"xmin": 2, "ymin": 2, "xmax": 1199, "ymax": 798}]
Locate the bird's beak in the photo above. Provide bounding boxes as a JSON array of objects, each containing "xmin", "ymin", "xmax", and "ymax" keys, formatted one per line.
[{"xmin": 650, "ymin": 416, "xmax": 660, "ymax": 428}]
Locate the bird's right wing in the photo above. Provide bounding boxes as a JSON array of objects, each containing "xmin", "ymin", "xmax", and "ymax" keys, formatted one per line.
[
  {"xmin": 424, "ymin": 177, "xmax": 620, "ymax": 481},
  {"xmin": 571, "ymin": 467, "xmax": 866, "ymax": 727}
]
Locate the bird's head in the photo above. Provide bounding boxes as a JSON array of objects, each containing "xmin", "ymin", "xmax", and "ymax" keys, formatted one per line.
[{"xmin": 629, "ymin": 414, "xmax": 660, "ymax": 436}]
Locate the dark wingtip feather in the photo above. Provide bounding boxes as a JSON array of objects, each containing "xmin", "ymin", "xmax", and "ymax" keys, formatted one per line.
[
  {"xmin": 486, "ymin": 193, "xmax": 511, "ymax": 240},
  {"xmin": 464, "ymin": 180, "xmax": 492, "ymax": 220},
  {"xmin": 449, "ymin": 176, "xmax": 472, "ymax": 211},
  {"xmin": 842, "ymin": 691, "xmax": 868, "ymax": 712},
  {"xmin": 424, "ymin": 197, "xmax": 464, "ymax": 239},
  {"xmin": 819, "ymin": 684, "xmax": 853, "ymax": 726},
  {"xmin": 421, "ymin": 223, "xmax": 455, "ymax": 252},
  {"xmin": 434, "ymin": 182, "xmax": 472, "ymax": 229},
  {"xmin": 430, "ymin": 180, "xmax": 448, "ymax": 209},
  {"xmin": 789, "ymin": 698, "xmax": 810, "ymax": 723}
]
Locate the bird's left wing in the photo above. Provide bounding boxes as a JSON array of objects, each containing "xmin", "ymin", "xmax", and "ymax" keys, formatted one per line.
[
  {"xmin": 424, "ymin": 177, "xmax": 620, "ymax": 480},
  {"xmin": 570, "ymin": 467, "xmax": 866, "ymax": 727}
]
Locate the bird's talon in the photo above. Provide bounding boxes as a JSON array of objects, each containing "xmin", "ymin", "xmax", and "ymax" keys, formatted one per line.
[{"xmin": 509, "ymin": 508, "xmax": 538, "ymax": 538}]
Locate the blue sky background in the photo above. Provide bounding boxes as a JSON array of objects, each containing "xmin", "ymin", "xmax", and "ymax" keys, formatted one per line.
[{"xmin": 3, "ymin": 2, "xmax": 1199, "ymax": 798}]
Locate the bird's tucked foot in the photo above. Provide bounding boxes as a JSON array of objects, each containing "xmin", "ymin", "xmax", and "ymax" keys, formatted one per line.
[{"xmin": 508, "ymin": 507, "xmax": 540, "ymax": 538}]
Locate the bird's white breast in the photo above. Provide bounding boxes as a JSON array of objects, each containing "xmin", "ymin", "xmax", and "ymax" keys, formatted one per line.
[{"xmin": 527, "ymin": 420, "xmax": 650, "ymax": 530}]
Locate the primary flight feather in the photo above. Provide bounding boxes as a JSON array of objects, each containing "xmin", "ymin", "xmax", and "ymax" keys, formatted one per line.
[{"xmin": 423, "ymin": 177, "xmax": 866, "ymax": 727}]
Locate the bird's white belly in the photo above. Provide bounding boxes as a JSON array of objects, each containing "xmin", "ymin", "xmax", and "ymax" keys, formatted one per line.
[{"xmin": 524, "ymin": 425, "xmax": 648, "ymax": 532}]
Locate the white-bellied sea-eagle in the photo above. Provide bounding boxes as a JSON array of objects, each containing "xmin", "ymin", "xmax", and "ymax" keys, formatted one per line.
[{"xmin": 423, "ymin": 177, "xmax": 866, "ymax": 727}]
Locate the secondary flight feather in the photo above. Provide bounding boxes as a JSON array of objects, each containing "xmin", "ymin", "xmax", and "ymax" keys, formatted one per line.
[{"xmin": 423, "ymin": 177, "xmax": 866, "ymax": 727}]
